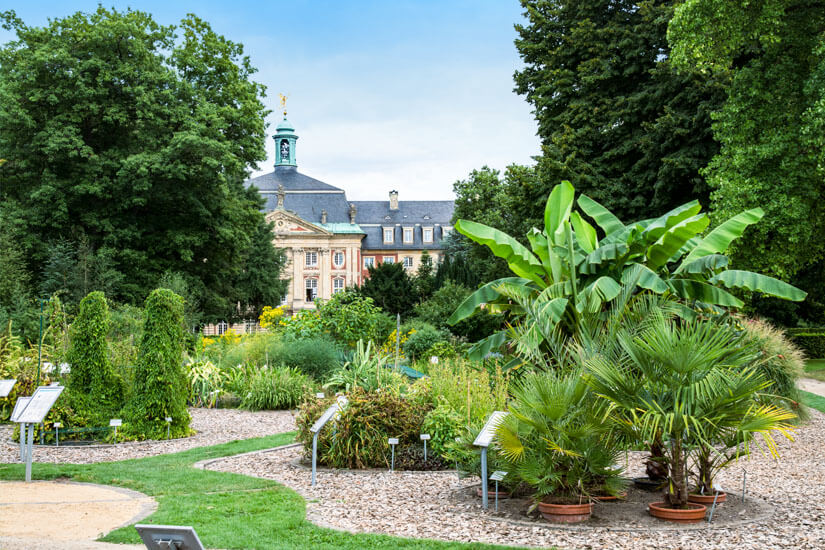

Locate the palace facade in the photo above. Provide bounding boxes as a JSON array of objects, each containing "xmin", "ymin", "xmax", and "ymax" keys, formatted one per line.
[{"xmin": 245, "ymin": 114, "xmax": 454, "ymax": 315}]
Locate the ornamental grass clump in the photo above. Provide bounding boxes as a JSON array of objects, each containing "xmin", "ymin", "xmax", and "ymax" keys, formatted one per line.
[
  {"xmin": 123, "ymin": 289, "xmax": 191, "ymax": 440},
  {"xmin": 240, "ymin": 366, "xmax": 313, "ymax": 411},
  {"xmin": 586, "ymin": 314, "xmax": 796, "ymax": 509}
]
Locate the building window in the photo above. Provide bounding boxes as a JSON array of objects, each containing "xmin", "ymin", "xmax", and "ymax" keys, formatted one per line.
[
  {"xmin": 305, "ymin": 251, "xmax": 318, "ymax": 267},
  {"xmin": 423, "ymin": 227, "xmax": 434, "ymax": 243},
  {"xmin": 333, "ymin": 278, "xmax": 345, "ymax": 294},
  {"xmin": 364, "ymin": 256, "xmax": 375, "ymax": 268},
  {"xmin": 244, "ymin": 319, "xmax": 257, "ymax": 334},
  {"xmin": 403, "ymin": 256, "xmax": 414, "ymax": 268},
  {"xmin": 383, "ymin": 227, "xmax": 394, "ymax": 244},
  {"xmin": 442, "ymin": 226, "xmax": 451, "ymax": 239},
  {"xmin": 403, "ymin": 227, "xmax": 413, "ymax": 244},
  {"xmin": 383, "ymin": 256, "xmax": 395, "ymax": 264},
  {"xmin": 305, "ymin": 278, "xmax": 318, "ymax": 301},
  {"xmin": 333, "ymin": 251, "xmax": 345, "ymax": 267},
  {"xmin": 217, "ymin": 321, "xmax": 228, "ymax": 335}
]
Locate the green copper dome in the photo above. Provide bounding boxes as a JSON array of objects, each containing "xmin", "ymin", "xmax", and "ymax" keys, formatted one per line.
[
  {"xmin": 276, "ymin": 116, "xmax": 295, "ymax": 132},
  {"xmin": 274, "ymin": 116, "xmax": 298, "ymax": 167}
]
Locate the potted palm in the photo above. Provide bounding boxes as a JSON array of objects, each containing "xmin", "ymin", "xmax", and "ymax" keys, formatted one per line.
[
  {"xmin": 496, "ymin": 370, "xmax": 624, "ymax": 523},
  {"xmin": 586, "ymin": 315, "xmax": 795, "ymax": 523}
]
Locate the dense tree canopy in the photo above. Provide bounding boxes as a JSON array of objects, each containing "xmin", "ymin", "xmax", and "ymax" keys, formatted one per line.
[
  {"xmin": 514, "ymin": 0, "xmax": 725, "ymax": 221},
  {"xmin": 0, "ymin": 8, "xmax": 285, "ymax": 322},
  {"xmin": 669, "ymin": 0, "xmax": 825, "ymax": 286}
]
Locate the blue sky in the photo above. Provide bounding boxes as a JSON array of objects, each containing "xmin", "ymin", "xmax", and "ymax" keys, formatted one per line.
[{"xmin": 1, "ymin": 1, "xmax": 540, "ymax": 200}]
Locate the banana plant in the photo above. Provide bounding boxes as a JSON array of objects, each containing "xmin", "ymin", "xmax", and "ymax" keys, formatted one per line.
[{"xmin": 449, "ymin": 181, "xmax": 806, "ymax": 360}]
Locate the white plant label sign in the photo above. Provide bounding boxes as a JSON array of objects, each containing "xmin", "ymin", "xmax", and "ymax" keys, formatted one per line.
[{"xmin": 473, "ymin": 411, "xmax": 509, "ymax": 448}]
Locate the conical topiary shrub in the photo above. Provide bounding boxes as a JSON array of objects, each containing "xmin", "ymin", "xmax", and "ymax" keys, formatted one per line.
[{"xmin": 124, "ymin": 288, "xmax": 191, "ymax": 439}]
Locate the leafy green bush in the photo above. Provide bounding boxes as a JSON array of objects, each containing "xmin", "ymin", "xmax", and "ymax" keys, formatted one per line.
[
  {"xmin": 186, "ymin": 357, "xmax": 226, "ymax": 408},
  {"xmin": 323, "ymin": 340, "xmax": 405, "ymax": 393},
  {"xmin": 297, "ymin": 388, "xmax": 431, "ymax": 469},
  {"xmin": 240, "ymin": 366, "xmax": 313, "ymax": 410},
  {"xmin": 123, "ymin": 289, "xmax": 191, "ymax": 440},
  {"xmin": 280, "ymin": 290, "xmax": 394, "ymax": 345},
  {"xmin": 66, "ymin": 291, "xmax": 125, "ymax": 423},
  {"xmin": 743, "ymin": 319, "xmax": 805, "ymax": 403},
  {"xmin": 414, "ymin": 280, "xmax": 502, "ymax": 341},
  {"xmin": 787, "ymin": 328, "xmax": 825, "ymax": 358},
  {"xmin": 425, "ymin": 359, "xmax": 509, "ymax": 425},
  {"xmin": 421, "ymin": 398, "xmax": 465, "ymax": 459},
  {"xmin": 268, "ymin": 335, "xmax": 341, "ymax": 380},
  {"xmin": 402, "ymin": 322, "xmax": 447, "ymax": 361}
]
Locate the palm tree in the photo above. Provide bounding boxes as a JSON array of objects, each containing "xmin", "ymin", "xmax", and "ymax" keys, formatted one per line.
[{"xmin": 585, "ymin": 314, "xmax": 795, "ymax": 508}]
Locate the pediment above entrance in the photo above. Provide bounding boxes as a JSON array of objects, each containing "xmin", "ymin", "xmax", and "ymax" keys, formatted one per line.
[{"xmin": 266, "ymin": 209, "xmax": 331, "ymax": 236}]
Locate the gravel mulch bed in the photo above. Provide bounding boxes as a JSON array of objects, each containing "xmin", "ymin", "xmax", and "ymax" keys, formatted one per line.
[
  {"xmin": 0, "ymin": 408, "xmax": 296, "ymax": 464},
  {"xmin": 207, "ymin": 411, "xmax": 825, "ymax": 549}
]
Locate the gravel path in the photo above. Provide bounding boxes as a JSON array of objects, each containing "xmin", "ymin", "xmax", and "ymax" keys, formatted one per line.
[
  {"xmin": 799, "ymin": 377, "xmax": 825, "ymax": 396},
  {"xmin": 208, "ymin": 411, "xmax": 825, "ymax": 550},
  {"xmin": 0, "ymin": 408, "xmax": 296, "ymax": 464}
]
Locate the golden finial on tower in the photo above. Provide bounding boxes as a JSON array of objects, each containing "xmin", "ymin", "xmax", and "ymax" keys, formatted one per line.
[{"xmin": 279, "ymin": 93, "xmax": 288, "ymax": 116}]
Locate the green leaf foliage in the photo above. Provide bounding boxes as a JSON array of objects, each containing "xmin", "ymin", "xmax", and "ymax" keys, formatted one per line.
[
  {"xmin": 360, "ymin": 262, "xmax": 419, "ymax": 318},
  {"xmin": 123, "ymin": 288, "xmax": 191, "ymax": 439}
]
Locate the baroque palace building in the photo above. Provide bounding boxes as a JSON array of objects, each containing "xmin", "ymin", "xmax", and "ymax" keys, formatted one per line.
[{"xmin": 239, "ymin": 113, "xmax": 454, "ymax": 319}]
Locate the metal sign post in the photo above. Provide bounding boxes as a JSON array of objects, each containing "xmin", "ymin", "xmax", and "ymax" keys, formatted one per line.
[
  {"xmin": 388, "ymin": 438, "xmax": 399, "ymax": 471},
  {"xmin": 490, "ymin": 471, "xmax": 508, "ymax": 512},
  {"xmin": 54, "ymin": 422, "xmax": 62, "ymax": 446},
  {"xmin": 11, "ymin": 396, "xmax": 32, "ymax": 462},
  {"xmin": 309, "ymin": 396, "xmax": 348, "ymax": 486},
  {"xmin": 135, "ymin": 524, "xmax": 204, "ymax": 550},
  {"xmin": 110, "ymin": 419, "xmax": 122, "ymax": 442},
  {"xmin": 165, "ymin": 417, "xmax": 172, "ymax": 440},
  {"xmin": 15, "ymin": 386, "xmax": 65, "ymax": 482},
  {"xmin": 473, "ymin": 411, "xmax": 509, "ymax": 510},
  {"xmin": 420, "ymin": 433, "xmax": 430, "ymax": 461}
]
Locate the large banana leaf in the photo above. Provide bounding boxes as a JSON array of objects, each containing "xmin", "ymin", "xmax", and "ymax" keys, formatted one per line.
[
  {"xmin": 570, "ymin": 211, "xmax": 597, "ymax": 253},
  {"xmin": 455, "ymin": 219, "xmax": 544, "ymax": 285},
  {"xmin": 621, "ymin": 263, "xmax": 668, "ymax": 293},
  {"xmin": 467, "ymin": 330, "xmax": 510, "ymax": 361},
  {"xmin": 582, "ymin": 276, "xmax": 622, "ymax": 302},
  {"xmin": 642, "ymin": 200, "xmax": 702, "ymax": 243},
  {"xmin": 545, "ymin": 180, "xmax": 575, "ymax": 240},
  {"xmin": 447, "ymin": 277, "xmax": 531, "ymax": 324},
  {"xmin": 710, "ymin": 270, "xmax": 807, "ymax": 301},
  {"xmin": 667, "ymin": 279, "xmax": 744, "ymax": 308},
  {"xmin": 577, "ymin": 194, "xmax": 624, "ymax": 236},
  {"xmin": 681, "ymin": 254, "xmax": 729, "ymax": 274},
  {"xmin": 646, "ymin": 214, "xmax": 709, "ymax": 270},
  {"xmin": 679, "ymin": 208, "xmax": 764, "ymax": 268}
]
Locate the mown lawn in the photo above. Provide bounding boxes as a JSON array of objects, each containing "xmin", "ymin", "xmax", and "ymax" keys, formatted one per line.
[
  {"xmin": 0, "ymin": 433, "xmax": 521, "ymax": 550},
  {"xmin": 804, "ymin": 359, "xmax": 825, "ymax": 382},
  {"xmin": 800, "ymin": 390, "xmax": 825, "ymax": 415}
]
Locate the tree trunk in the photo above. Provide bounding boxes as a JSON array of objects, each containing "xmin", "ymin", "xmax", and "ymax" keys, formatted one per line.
[{"xmin": 667, "ymin": 437, "xmax": 688, "ymax": 508}]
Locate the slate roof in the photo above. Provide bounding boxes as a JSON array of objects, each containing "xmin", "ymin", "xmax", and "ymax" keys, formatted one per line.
[{"xmin": 245, "ymin": 167, "xmax": 454, "ymax": 246}]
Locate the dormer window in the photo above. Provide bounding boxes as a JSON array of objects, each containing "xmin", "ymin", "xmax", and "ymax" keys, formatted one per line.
[
  {"xmin": 423, "ymin": 215, "xmax": 431, "ymax": 220},
  {"xmin": 403, "ymin": 227, "xmax": 413, "ymax": 244},
  {"xmin": 383, "ymin": 227, "xmax": 394, "ymax": 244},
  {"xmin": 422, "ymin": 227, "xmax": 434, "ymax": 243}
]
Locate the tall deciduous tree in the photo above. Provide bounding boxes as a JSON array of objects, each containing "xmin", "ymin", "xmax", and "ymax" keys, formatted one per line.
[
  {"xmin": 669, "ymin": 0, "xmax": 825, "ymax": 323},
  {"xmin": 0, "ymin": 8, "xmax": 276, "ymax": 319},
  {"xmin": 514, "ymin": 0, "xmax": 725, "ymax": 221}
]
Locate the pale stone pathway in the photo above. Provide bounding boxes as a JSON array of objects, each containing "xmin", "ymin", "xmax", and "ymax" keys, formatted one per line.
[{"xmin": 798, "ymin": 377, "xmax": 825, "ymax": 397}]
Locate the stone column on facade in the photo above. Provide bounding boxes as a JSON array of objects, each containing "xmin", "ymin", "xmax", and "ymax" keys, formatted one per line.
[
  {"xmin": 319, "ymin": 248, "xmax": 330, "ymax": 300},
  {"xmin": 292, "ymin": 247, "xmax": 303, "ymax": 308}
]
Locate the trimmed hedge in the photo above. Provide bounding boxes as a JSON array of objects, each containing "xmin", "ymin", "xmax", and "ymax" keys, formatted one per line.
[{"xmin": 787, "ymin": 328, "xmax": 825, "ymax": 359}]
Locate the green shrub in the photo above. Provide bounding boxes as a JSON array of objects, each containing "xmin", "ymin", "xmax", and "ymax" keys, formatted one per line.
[
  {"xmin": 413, "ymin": 280, "xmax": 502, "ymax": 341},
  {"xmin": 421, "ymin": 398, "xmax": 465, "ymax": 459},
  {"xmin": 402, "ymin": 322, "xmax": 447, "ymax": 361},
  {"xmin": 186, "ymin": 357, "xmax": 226, "ymax": 408},
  {"xmin": 123, "ymin": 289, "xmax": 191, "ymax": 440},
  {"xmin": 240, "ymin": 366, "xmax": 313, "ymax": 410},
  {"xmin": 323, "ymin": 339, "xmax": 407, "ymax": 393},
  {"xmin": 268, "ymin": 335, "xmax": 341, "ymax": 380},
  {"xmin": 743, "ymin": 318, "xmax": 806, "ymax": 412},
  {"xmin": 787, "ymin": 327, "xmax": 825, "ymax": 358},
  {"xmin": 297, "ymin": 388, "xmax": 431, "ymax": 469},
  {"xmin": 426, "ymin": 358, "xmax": 509, "ymax": 425},
  {"xmin": 66, "ymin": 292, "xmax": 125, "ymax": 422}
]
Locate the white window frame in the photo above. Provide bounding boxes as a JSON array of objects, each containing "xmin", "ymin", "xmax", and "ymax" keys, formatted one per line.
[
  {"xmin": 441, "ymin": 226, "xmax": 451, "ymax": 239},
  {"xmin": 217, "ymin": 321, "xmax": 228, "ymax": 335},
  {"xmin": 333, "ymin": 251, "xmax": 345, "ymax": 268},
  {"xmin": 422, "ymin": 226, "xmax": 434, "ymax": 243},
  {"xmin": 383, "ymin": 227, "xmax": 394, "ymax": 244},
  {"xmin": 402, "ymin": 227, "xmax": 414, "ymax": 244},
  {"xmin": 364, "ymin": 256, "xmax": 375, "ymax": 268},
  {"xmin": 305, "ymin": 251, "xmax": 318, "ymax": 267},
  {"xmin": 403, "ymin": 256, "xmax": 414, "ymax": 268},
  {"xmin": 383, "ymin": 256, "xmax": 395, "ymax": 264},
  {"xmin": 332, "ymin": 278, "xmax": 345, "ymax": 294},
  {"xmin": 305, "ymin": 278, "xmax": 318, "ymax": 301}
]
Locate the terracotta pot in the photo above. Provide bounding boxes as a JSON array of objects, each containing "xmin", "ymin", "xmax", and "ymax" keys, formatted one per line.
[
  {"xmin": 594, "ymin": 491, "xmax": 627, "ymax": 502},
  {"xmin": 648, "ymin": 501, "xmax": 707, "ymax": 523},
  {"xmin": 688, "ymin": 491, "xmax": 726, "ymax": 505},
  {"xmin": 476, "ymin": 487, "xmax": 510, "ymax": 499},
  {"xmin": 537, "ymin": 500, "xmax": 593, "ymax": 523}
]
